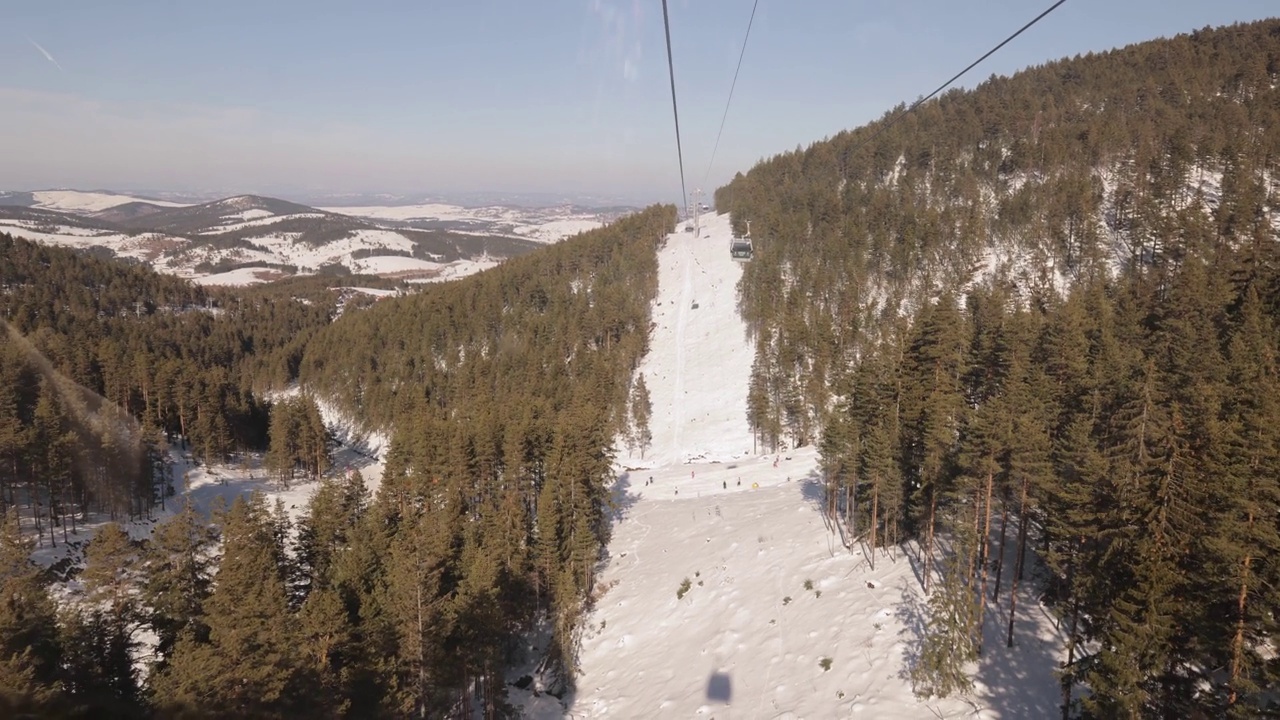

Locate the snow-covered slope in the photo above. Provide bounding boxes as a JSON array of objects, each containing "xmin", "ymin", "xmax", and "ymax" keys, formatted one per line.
[
  {"xmin": 561, "ymin": 212, "xmax": 1068, "ymax": 719},
  {"xmin": 0, "ymin": 192, "xmax": 551, "ymax": 286},
  {"xmin": 30, "ymin": 190, "xmax": 189, "ymax": 213},
  {"xmin": 619, "ymin": 212, "xmax": 756, "ymax": 467},
  {"xmin": 322, "ymin": 202, "xmax": 606, "ymax": 243}
]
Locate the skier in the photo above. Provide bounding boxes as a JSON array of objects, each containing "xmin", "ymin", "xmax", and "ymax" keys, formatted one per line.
[{"xmin": 723, "ymin": 481, "xmax": 727, "ymax": 489}]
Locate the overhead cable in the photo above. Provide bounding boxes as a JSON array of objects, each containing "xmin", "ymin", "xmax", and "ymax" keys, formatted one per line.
[
  {"xmin": 660, "ymin": 0, "xmax": 688, "ymax": 211},
  {"xmin": 704, "ymin": 0, "xmax": 761, "ymax": 187},
  {"xmin": 851, "ymin": 0, "xmax": 1069, "ymax": 154}
]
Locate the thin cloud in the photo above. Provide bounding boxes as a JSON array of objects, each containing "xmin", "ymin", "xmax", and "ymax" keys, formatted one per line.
[{"xmin": 28, "ymin": 38, "xmax": 65, "ymax": 73}]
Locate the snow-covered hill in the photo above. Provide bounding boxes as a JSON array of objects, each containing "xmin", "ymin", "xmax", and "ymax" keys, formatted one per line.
[
  {"xmin": 0, "ymin": 190, "xmax": 614, "ymax": 286},
  {"xmin": 30, "ymin": 189, "xmax": 190, "ymax": 213},
  {"xmin": 552, "ymin": 212, "xmax": 1068, "ymax": 719},
  {"xmin": 321, "ymin": 202, "xmax": 606, "ymax": 244}
]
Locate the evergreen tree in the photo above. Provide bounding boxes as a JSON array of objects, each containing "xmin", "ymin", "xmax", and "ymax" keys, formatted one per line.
[
  {"xmin": 911, "ymin": 512, "xmax": 980, "ymax": 699},
  {"xmin": 0, "ymin": 508, "xmax": 64, "ymax": 715},
  {"xmin": 154, "ymin": 493, "xmax": 307, "ymax": 718},
  {"xmin": 629, "ymin": 373, "xmax": 653, "ymax": 459},
  {"xmin": 141, "ymin": 499, "xmax": 216, "ymax": 670},
  {"xmin": 59, "ymin": 606, "xmax": 142, "ymax": 718}
]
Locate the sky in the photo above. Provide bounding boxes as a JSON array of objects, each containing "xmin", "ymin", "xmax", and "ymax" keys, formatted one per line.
[{"xmin": 1, "ymin": 0, "xmax": 1276, "ymax": 206}]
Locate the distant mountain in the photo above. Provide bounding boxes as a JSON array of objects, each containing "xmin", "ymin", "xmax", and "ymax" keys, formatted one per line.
[
  {"xmin": 0, "ymin": 189, "xmax": 607, "ymax": 287},
  {"xmin": 110, "ymin": 194, "xmax": 324, "ymax": 234}
]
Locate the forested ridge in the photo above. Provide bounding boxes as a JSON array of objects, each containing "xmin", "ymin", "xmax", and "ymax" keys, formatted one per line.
[
  {"xmin": 718, "ymin": 19, "xmax": 1280, "ymax": 450},
  {"xmin": 714, "ymin": 20, "xmax": 1280, "ymax": 717},
  {"xmin": 0, "ymin": 235, "xmax": 372, "ymax": 525},
  {"xmin": 0, "ymin": 205, "xmax": 672, "ymax": 717}
]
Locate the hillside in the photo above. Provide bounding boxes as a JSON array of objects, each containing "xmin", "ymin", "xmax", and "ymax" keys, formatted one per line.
[
  {"xmin": 3, "ymin": 16, "xmax": 1279, "ymax": 720},
  {"xmin": 714, "ymin": 18, "xmax": 1280, "ymax": 717},
  {"xmin": 718, "ymin": 19, "xmax": 1280, "ymax": 444},
  {"xmin": 0, "ymin": 190, "xmax": 605, "ymax": 286},
  {"xmin": 0, "ymin": 206, "xmax": 673, "ymax": 717}
]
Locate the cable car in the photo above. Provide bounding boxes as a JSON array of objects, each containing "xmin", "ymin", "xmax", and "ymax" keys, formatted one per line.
[{"xmin": 730, "ymin": 221, "xmax": 753, "ymax": 261}]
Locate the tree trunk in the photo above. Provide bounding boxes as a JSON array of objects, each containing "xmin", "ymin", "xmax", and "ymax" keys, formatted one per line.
[
  {"xmin": 416, "ymin": 581, "xmax": 427, "ymax": 719},
  {"xmin": 969, "ymin": 483, "xmax": 982, "ymax": 582},
  {"xmin": 1006, "ymin": 476, "xmax": 1030, "ymax": 648},
  {"xmin": 924, "ymin": 490, "xmax": 936, "ymax": 593},
  {"xmin": 1229, "ymin": 509, "xmax": 1254, "ymax": 708},
  {"xmin": 869, "ymin": 480, "xmax": 879, "ymax": 571},
  {"xmin": 1060, "ymin": 540, "xmax": 1081, "ymax": 720},
  {"xmin": 977, "ymin": 470, "xmax": 994, "ymax": 655},
  {"xmin": 847, "ymin": 482, "xmax": 855, "ymax": 542},
  {"xmin": 992, "ymin": 492, "xmax": 1010, "ymax": 601}
]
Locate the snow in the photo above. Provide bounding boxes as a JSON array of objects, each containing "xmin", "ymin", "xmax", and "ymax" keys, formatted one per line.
[
  {"xmin": 616, "ymin": 212, "xmax": 756, "ymax": 468},
  {"xmin": 0, "ymin": 221, "xmax": 185, "ymax": 265},
  {"xmin": 510, "ymin": 217, "xmax": 603, "ymax": 243},
  {"xmin": 349, "ymin": 255, "xmax": 440, "ymax": 276},
  {"xmin": 197, "ymin": 211, "xmax": 324, "ymax": 234},
  {"xmin": 405, "ymin": 256, "xmax": 504, "ymax": 283},
  {"xmin": 559, "ymin": 212, "xmax": 1068, "ymax": 718},
  {"xmin": 30, "ymin": 190, "xmax": 188, "ymax": 213},
  {"xmin": 223, "ymin": 208, "xmax": 275, "ymax": 222},
  {"xmin": 340, "ymin": 286, "xmax": 398, "ymax": 298},
  {"xmin": 320, "ymin": 202, "xmax": 485, "ymax": 222},
  {"xmin": 191, "ymin": 267, "xmax": 279, "ymax": 287},
  {"xmin": 321, "ymin": 202, "xmax": 605, "ymax": 244}
]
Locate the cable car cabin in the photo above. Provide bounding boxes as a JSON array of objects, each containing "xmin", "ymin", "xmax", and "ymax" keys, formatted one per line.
[{"xmin": 730, "ymin": 236, "xmax": 754, "ymax": 260}]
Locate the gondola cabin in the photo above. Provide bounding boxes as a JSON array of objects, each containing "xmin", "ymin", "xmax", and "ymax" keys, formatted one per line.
[{"xmin": 730, "ymin": 220, "xmax": 754, "ymax": 261}]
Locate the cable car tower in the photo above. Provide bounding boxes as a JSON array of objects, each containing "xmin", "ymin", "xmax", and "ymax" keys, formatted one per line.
[{"xmin": 730, "ymin": 220, "xmax": 754, "ymax": 261}]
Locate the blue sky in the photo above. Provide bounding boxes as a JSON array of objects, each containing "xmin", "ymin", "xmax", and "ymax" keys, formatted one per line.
[{"xmin": 2, "ymin": 0, "xmax": 1276, "ymax": 205}]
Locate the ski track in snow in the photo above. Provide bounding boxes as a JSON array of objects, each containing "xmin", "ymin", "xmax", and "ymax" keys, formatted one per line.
[
  {"xmin": 672, "ymin": 236, "xmax": 692, "ymax": 453},
  {"xmin": 562, "ymin": 212, "xmax": 1069, "ymax": 719}
]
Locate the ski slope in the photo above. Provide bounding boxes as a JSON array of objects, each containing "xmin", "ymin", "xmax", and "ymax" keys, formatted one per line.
[
  {"xmin": 619, "ymin": 211, "xmax": 757, "ymax": 468},
  {"xmin": 563, "ymin": 212, "xmax": 1067, "ymax": 719}
]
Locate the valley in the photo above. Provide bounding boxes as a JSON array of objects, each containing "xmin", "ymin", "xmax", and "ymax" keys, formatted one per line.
[{"xmin": 1, "ymin": 14, "xmax": 1278, "ymax": 720}]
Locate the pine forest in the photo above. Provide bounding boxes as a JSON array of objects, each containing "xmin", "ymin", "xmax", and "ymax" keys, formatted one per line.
[{"xmin": 0, "ymin": 16, "xmax": 1278, "ymax": 720}]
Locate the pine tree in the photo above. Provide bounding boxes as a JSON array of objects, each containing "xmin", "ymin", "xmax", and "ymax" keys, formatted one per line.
[
  {"xmin": 153, "ymin": 493, "xmax": 306, "ymax": 718},
  {"xmin": 77, "ymin": 522, "xmax": 141, "ymax": 713},
  {"xmin": 59, "ymin": 605, "xmax": 143, "ymax": 718},
  {"xmin": 141, "ymin": 498, "xmax": 216, "ymax": 670},
  {"xmin": 1205, "ymin": 288, "xmax": 1280, "ymax": 714},
  {"xmin": 296, "ymin": 470, "xmax": 368, "ymax": 600},
  {"xmin": 0, "ymin": 508, "xmax": 64, "ymax": 715},
  {"xmin": 267, "ymin": 398, "xmax": 301, "ymax": 488},
  {"xmin": 629, "ymin": 374, "xmax": 653, "ymax": 459},
  {"xmin": 911, "ymin": 511, "xmax": 980, "ymax": 699}
]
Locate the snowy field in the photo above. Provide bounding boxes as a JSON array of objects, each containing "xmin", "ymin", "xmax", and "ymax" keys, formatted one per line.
[
  {"xmin": 29, "ymin": 190, "xmax": 189, "ymax": 213},
  {"xmin": 561, "ymin": 212, "xmax": 1068, "ymax": 719},
  {"xmin": 322, "ymin": 202, "xmax": 605, "ymax": 244}
]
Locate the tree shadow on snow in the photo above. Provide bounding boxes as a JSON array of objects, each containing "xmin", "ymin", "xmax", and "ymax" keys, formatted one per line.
[
  {"xmin": 798, "ymin": 474, "xmax": 825, "ymax": 511},
  {"xmin": 893, "ymin": 577, "xmax": 927, "ymax": 687},
  {"xmin": 607, "ymin": 471, "xmax": 641, "ymax": 527},
  {"xmin": 971, "ymin": 550, "xmax": 1068, "ymax": 719}
]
